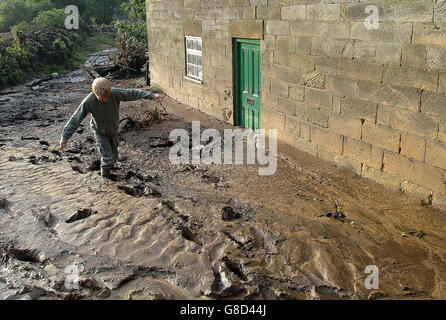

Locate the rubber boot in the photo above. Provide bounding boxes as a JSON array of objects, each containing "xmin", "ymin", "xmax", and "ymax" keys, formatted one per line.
[{"xmin": 101, "ymin": 167, "xmax": 111, "ymax": 179}]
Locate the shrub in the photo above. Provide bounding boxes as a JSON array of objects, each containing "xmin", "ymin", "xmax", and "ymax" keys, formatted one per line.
[
  {"xmin": 0, "ymin": 40, "xmax": 22, "ymax": 88},
  {"xmin": 32, "ymin": 8, "xmax": 66, "ymax": 28},
  {"xmin": 0, "ymin": 0, "xmax": 54, "ymax": 32},
  {"xmin": 114, "ymin": 0, "xmax": 147, "ymax": 75}
]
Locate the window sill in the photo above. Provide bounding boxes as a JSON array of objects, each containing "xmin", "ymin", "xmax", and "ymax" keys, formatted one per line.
[{"xmin": 184, "ymin": 76, "xmax": 205, "ymax": 86}]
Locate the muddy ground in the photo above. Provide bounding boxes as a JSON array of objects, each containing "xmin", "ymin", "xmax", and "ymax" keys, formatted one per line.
[{"xmin": 1, "ymin": 68, "xmax": 446, "ymax": 300}]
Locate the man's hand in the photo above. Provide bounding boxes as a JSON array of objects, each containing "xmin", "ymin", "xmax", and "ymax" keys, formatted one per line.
[
  {"xmin": 60, "ymin": 141, "xmax": 67, "ymax": 150},
  {"xmin": 154, "ymin": 94, "xmax": 164, "ymax": 102}
]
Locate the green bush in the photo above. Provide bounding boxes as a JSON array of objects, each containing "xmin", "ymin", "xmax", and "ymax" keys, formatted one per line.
[
  {"xmin": 0, "ymin": 0, "xmax": 54, "ymax": 32},
  {"xmin": 114, "ymin": 0, "xmax": 147, "ymax": 75},
  {"xmin": 11, "ymin": 22, "xmax": 83, "ymax": 67},
  {"xmin": 32, "ymin": 8, "xmax": 66, "ymax": 28},
  {"xmin": 0, "ymin": 40, "xmax": 22, "ymax": 88},
  {"xmin": 115, "ymin": 19, "xmax": 146, "ymax": 46},
  {"xmin": 0, "ymin": 22, "xmax": 85, "ymax": 89}
]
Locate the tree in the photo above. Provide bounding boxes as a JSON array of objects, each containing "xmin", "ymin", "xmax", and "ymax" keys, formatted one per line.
[{"xmin": 0, "ymin": 0, "xmax": 54, "ymax": 32}]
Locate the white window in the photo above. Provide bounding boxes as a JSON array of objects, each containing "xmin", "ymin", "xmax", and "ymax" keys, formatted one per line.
[{"xmin": 185, "ymin": 36, "xmax": 203, "ymax": 82}]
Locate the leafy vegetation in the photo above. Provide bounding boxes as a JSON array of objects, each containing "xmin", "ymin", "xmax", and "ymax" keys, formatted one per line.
[
  {"xmin": 32, "ymin": 8, "xmax": 67, "ymax": 28},
  {"xmin": 0, "ymin": 0, "xmax": 54, "ymax": 32},
  {"xmin": 0, "ymin": 0, "xmax": 127, "ymax": 32},
  {"xmin": 114, "ymin": 0, "xmax": 147, "ymax": 75},
  {"xmin": 0, "ymin": 0, "xmax": 147, "ymax": 89},
  {"xmin": 0, "ymin": 40, "xmax": 22, "ymax": 88},
  {"xmin": 415, "ymin": 230, "xmax": 426, "ymax": 239},
  {"xmin": 0, "ymin": 21, "xmax": 86, "ymax": 89}
]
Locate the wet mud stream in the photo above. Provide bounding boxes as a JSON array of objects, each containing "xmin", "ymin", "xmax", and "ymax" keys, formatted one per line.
[{"xmin": 1, "ymin": 70, "xmax": 446, "ymax": 300}]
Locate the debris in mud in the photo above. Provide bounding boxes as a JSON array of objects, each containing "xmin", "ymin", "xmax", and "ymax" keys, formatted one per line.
[
  {"xmin": 21, "ymin": 136, "xmax": 40, "ymax": 141},
  {"xmin": 407, "ymin": 230, "xmax": 426, "ymax": 239},
  {"xmin": 400, "ymin": 284, "xmax": 412, "ymax": 291},
  {"xmin": 71, "ymin": 166, "xmax": 86, "ymax": 174},
  {"xmin": 221, "ymin": 198, "xmax": 253, "ymax": 221},
  {"xmin": 0, "ymin": 197, "xmax": 7, "ymax": 209},
  {"xmin": 88, "ymin": 160, "xmax": 101, "ymax": 171},
  {"xmin": 249, "ymin": 226, "xmax": 286, "ymax": 255},
  {"xmin": 108, "ymin": 174, "xmax": 121, "ymax": 182},
  {"xmin": 79, "ymin": 277, "xmax": 111, "ymax": 298},
  {"xmin": 39, "ymin": 141, "xmax": 50, "ymax": 146},
  {"xmin": 86, "ymin": 136, "xmax": 95, "ymax": 143},
  {"xmin": 29, "ymin": 155, "xmax": 54, "ymax": 165},
  {"xmin": 222, "ymin": 207, "xmax": 240, "ymax": 221},
  {"xmin": 148, "ymin": 137, "xmax": 174, "ymax": 148},
  {"xmin": 179, "ymin": 164, "xmax": 197, "ymax": 172},
  {"xmin": 50, "ymin": 150, "xmax": 62, "ymax": 156},
  {"xmin": 125, "ymin": 170, "xmax": 136, "ymax": 179},
  {"xmin": 27, "ymin": 76, "xmax": 53, "ymax": 88},
  {"xmin": 222, "ymin": 229, "xmax": 255, "ymax": 252},
  {"xmin": 319, "ymin": 206, "xmax": 347, "ymax": 222},
  {"xmin": 118, "ymin": 185, "xmax": 144, "ymax": 198},
  {"xmin": 202, "ymin": 173, "xmax": 221, "ymax": 184},
  {"xmin": 119, "ymin": 117, "xmax": 136, "ymax": 133},
  {"xmin": 367, "ymin": 290, "xmax": 385, "ymax": 300},
  {"xmin": 66, "ymin": 208, "xmax": 97, "ymax": 223},
  {"xmin": 177, "ymin": 226, "xmax": 202, "ymax": 246},
  {"xmin": 144, "ymin": 186, "xmax": 162, "ymax": 197},
  {"xmin": 68, "ymin": 156, "xmax": 82, "ymax": 163},
  {"xmin": 32, "ymin": 206, "xmax": 54, "ymax": 228},
  {"xmin": 65, "ymin": 147, "xmax": 82, "ymax": 154},
  {"xmin": 222, "ymin": 256, "xmax": 248, "ymax": 281},
  {"xmin": 230, "ymin": 198, "xmax": 253, "ymax": 216},
  {"xmin": 117, "ymin": 184, "xmax": 162, "ymax": 198},
  {"xmin": 119, "ymin": 106, "xmax": 171, "ymax": 133}
]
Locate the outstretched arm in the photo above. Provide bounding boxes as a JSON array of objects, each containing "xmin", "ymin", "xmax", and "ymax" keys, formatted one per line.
[
  {"xmin": 60, "ymin": 97, "xmax": 90, "ymax": 150},
  {"xmin": 114, "ymin": 88, "xmax": 164, "ymax": 102}
]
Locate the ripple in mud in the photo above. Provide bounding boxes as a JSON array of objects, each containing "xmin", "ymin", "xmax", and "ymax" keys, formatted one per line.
[{"xmin": 66, "ymin": 208, "xmax": 96, "ymax": 223}]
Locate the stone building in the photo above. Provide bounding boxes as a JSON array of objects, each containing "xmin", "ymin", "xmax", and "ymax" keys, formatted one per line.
[{"xmin": 146, "ymin": 0, "xmax": 446, "ymax": 209}]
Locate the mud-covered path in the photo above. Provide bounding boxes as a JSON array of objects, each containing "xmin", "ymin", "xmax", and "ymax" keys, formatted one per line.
[{"xmin": 1, "ymin": 70, "xmax": 446, "ymax": 300}]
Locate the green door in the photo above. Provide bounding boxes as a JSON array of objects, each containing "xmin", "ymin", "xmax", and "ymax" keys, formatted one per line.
[{"xmin": 234, "ymin": 39, "xmax": 261, "ymax": 131}]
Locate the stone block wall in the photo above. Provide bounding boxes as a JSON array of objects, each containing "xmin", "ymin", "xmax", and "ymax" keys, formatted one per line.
[{"xmin": 146, "ymin": 0, "xmax": 446, "ymax": 209}]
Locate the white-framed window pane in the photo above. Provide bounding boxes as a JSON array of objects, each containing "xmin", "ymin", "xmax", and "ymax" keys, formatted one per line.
[{"xmin": 185, "ymin": 36, "xmax": 203, "ymax": 81}]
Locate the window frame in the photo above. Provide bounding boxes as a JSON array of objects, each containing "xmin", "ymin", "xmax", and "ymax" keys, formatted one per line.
[{"xmin": 185, "ymin": 35, "xmax": 203, "ymax": 83}]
